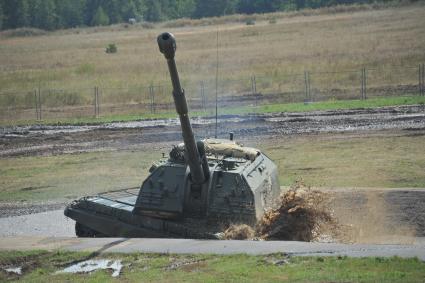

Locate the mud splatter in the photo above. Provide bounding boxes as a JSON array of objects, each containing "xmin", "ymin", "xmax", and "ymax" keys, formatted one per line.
[
  {"xmin": 256, "ymin": 182, "xmax": 337, "ymax": 241},
  {"xmin": 223, "ymin": 183, "xmax": 418, "ymax": 244},
  {"xmin": 224, "ymin": 182, "xmax": 338, "ymax": 242},
  {"xmin": 223, "ymin": 224, "xmax": 255, "ymax": 240}
]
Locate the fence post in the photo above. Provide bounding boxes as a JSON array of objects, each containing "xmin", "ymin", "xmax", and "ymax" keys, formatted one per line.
[
  {"xmin": 363, "ymin": 68, "xmax": 367, "ymax": 100},
  {"xmin": 361, "ymin": 69, "xmax": 364, "ymax": 100},
  {"xmin": 34, "ymin": 90, "xmax": 39, "ymax": 120},
  {"xmin": 361, "ymin": 68, "xmax": 367, "ymax": 100},
  {"xmin": 307, "ymin": 72, "xmax": 311, "ymax": 101},
  {"xmin": 159, "ymin": 85, "xmax": 163, "ymax": 112},
  {"xmin": 38, "ymin": 87, "xmax": 42, "ymax": 120},
  {"xmin": 94, "ymin": 87, "xmax": 97, "ymax": 117},
  {"xmin": 420, "ymin": 63, "xmax": 424, "ymax": 96},
  {"xmin": 304, "ymin": 71, "xmax": 311, "ymax": 102},
  {"xmin": 200, "ymin": 81, "xmax": 206, "ymax": 111},
  {"xmin": 149, "ymin": 84, "xmax": 155, "ymax": 114},
  {"xmin": 422, "ymin": 63, "xmax": 425, "ymax": 96},
  {"xmin": 97, "ymin": 87, "xmax": 100, "ymax": 117},
  {"xmin": 251, "ymin": 76, "xmax": 257, "ymax": 106},
  {"xmin": 418, "ymin": 64, "xmax": 420, "ymax": 96}
]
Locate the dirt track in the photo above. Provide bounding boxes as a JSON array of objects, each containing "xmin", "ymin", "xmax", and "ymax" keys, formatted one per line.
[{"xmin": 0, "ymin": 187, "xmax": 424, "ymax": 245}]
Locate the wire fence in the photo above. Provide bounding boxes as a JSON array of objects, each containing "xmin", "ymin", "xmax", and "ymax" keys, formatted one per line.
[{"xmin": 0, "ymin": 64, "xmax": 424, "ymax": 123}]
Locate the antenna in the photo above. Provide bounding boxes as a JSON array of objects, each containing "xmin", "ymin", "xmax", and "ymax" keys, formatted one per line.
[{"xmin": 215, "ymin": 28, "xmax": 219, "ymax": 138}]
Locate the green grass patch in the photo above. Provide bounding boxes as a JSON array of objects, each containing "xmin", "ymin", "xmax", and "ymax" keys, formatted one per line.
[
  {"xmin": 257, "ymin": 95, "xmax": 425, "ymax": 113},
  {"xmin": 1, "ymin": 130, "xmax": 424, "ymax": 202},
  {"xmin": 2, "ymin": 95, "xmax": 424, "ymax": 127},
  {"xmin": 260, "ymin": 130, "xmax": 425, "ymax": 188},
  {"xmin": 0, "ymin": 150, "xmax": 160, "ymax": 202},
  {"xmin": 0, "ymin": 250, "xmax": 424, "ymax": 282}
]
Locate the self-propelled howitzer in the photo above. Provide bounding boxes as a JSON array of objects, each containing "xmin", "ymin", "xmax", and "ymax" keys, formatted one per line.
[{"xmin": 64, "ymin": 32, "xmax": 280, "ymax": 238}]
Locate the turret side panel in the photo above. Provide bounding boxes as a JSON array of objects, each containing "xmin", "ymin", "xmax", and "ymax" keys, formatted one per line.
[
  {"xmin": 134, "ymin": 164, "xmax": 187, "ymax": 217},
  {"xmin": 244, "ymin": 154, "xmax": 280, "ymax": 219},
  {"xmin": 207, "ymin": 170, "xmax": 256, "ymax": 224}
]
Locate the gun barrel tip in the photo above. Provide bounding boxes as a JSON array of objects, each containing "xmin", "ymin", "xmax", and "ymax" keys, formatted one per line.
[{"xmin": 157, "ymin": 32, "xmax": 176, "ymax": 59}]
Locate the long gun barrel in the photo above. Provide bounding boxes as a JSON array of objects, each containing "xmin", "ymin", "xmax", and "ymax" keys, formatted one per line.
[{"xmin": 157, "ymin": 32, "xmax": 206, "ymax": 185}]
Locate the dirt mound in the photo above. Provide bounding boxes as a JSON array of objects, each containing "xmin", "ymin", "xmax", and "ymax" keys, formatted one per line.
[
  {"xmin": 223, "ymin": 182, "xmax": 338, "ymax": 241},
  {"xmin": 257, "ymin": 183, "xmax": 336, "ymax": 241},
  {"xmin": 223, "ymin": 224, "xmax": 255, "ymax": 240}
]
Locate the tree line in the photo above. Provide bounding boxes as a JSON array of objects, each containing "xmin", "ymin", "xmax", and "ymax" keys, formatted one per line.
[{"xmin": 0, "ymin": 0, "xmax": 387, "ymax": 31}]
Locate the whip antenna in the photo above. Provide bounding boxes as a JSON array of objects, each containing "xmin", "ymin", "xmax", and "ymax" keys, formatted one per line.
[{"xmin": 215, "ymin": 28, "xmax": 219, "ymax": 138}]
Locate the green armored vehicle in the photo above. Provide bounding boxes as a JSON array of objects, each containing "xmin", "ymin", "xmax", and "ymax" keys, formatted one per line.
[{"xmin": 65, "ymin": 32, "xmax": 280, "ymax": 238}]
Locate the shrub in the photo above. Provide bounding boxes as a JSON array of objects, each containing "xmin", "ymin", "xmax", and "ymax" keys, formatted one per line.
[
  {"xmin": 269, "ymin": 18, "xmax": 277, "ymax": 24},
  {"xmin": 246, "ymin": 19, "xmax": 256, "ymax": 25},
  {"xmin": 106, "ymin": 43, "xmax": 117, "ymax": 54}
]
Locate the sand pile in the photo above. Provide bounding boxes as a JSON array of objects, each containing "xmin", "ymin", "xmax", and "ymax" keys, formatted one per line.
[{"xmin": 223, "ymin": 182, "xmax": 338, "ymax": 241}]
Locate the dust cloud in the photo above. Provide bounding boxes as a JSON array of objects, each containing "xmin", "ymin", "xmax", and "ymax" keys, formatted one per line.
[
  {"xmin": 332, "ymin": 189, "xmax": 416, "ymax": 244},
  {"xmin": 223, "ymin": 182, "xmax": 416, "ymax": 244}
]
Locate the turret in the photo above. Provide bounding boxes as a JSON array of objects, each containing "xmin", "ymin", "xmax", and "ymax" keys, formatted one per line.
[{"xmin": 157, "ymin": 32, "xmax": 207, "ymax": 185}]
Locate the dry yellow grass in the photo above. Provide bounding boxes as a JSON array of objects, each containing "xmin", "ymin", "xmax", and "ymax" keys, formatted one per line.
[{"xmin": 0, "ymin": 3, "xmax": 424, "ymax": 99}]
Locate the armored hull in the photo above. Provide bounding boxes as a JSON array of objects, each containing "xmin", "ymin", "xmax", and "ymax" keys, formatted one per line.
[
  {"xmin": 64, "ymin": 32, "xmax": 281, "ymax": 238},
  {"xmin": 65, "ymin": 140, "xmax": 279, "ymax": 238}
]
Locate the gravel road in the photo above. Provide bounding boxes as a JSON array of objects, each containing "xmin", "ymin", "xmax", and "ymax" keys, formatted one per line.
[{"xmin": 0, "ymin": 209, "xmax": 74, "ymax": 237}]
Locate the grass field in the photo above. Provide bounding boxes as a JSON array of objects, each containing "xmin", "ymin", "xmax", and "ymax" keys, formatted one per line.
[
  {"xmin": 0, "ymin": 250, "xmax": 424, "ymax": 282},
  {"xmin": 261, "ymin": 131, "xmax": 425, "ymax": 188},
  {"xmin": 1, "ymin": 130, "xmax": 424, "ymax": 202},
  {"xmin": 0, "ymin": 3, "xmax": 424, "ymax": 108}
]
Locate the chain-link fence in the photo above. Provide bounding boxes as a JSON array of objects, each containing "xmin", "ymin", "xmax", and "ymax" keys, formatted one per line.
[{"xmin": 1, "ymin": 64, "xmax": 424, "ymax": 123}]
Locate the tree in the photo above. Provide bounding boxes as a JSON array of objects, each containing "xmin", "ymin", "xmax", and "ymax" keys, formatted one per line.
[
  {"xmin": 55, "ymin": 0, "xmax": 84, "ymax": 28},
  {"xmin": 30, "ymin": 0, "xmax": 58, "ymax": 30},
  {"xmin": 2, "ymin": 0, "xmax": 30, "ymax": 29},
  {"xmin": 120, "ymin": 0, "xmax": 139, "ymax": 21},
  {"xmin": 105, "ymin": 0, "xmax": 123, "ymax": 24},
  {"xmin": 84, "ymin": 0, "xmax": 102, "ymax": 26},
  {"xmin": 15, "ymin": 0, "xmax": 30, "ymax": 27},
  {"xmin": 91, "ymin": 6, "xmax": 109, "ymax": 26},
  {"xmin": 193, "ymin": 0, "xmax": 238, "ymax": 18},
  {"xmin": 237, "ymin": 0, "xmax": 286, "ymax": 14},
  {"xmin": 0, "ymin": 1, "xmax": 3, "ymax": 30},
  {"xmin": 133, "ymin": 0, "xmax": 147, "ymax": 21},
  {"xmin": 144, "ymin": 0, "xmax": 164, "ymax": 22},
  {"xmin": 0, "ymin": 0, "xmax": 388, "ymax": 31},
  {"xmin": 170, "ymin": 0, "xmax": 196, "ymax": 19}
]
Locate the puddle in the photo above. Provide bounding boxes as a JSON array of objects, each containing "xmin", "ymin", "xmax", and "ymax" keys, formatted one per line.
[
  {"xmin": 56, "ymin": 259, "xmax": 122, "ymax": 277},
  {"xmin": 1, "ymin": 116, "xmax": 254, "ymax": 137},
  {"xmin": 4, "ymin": 266, "xmax": 22, "ymax": 275}
]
